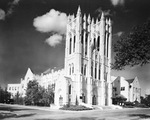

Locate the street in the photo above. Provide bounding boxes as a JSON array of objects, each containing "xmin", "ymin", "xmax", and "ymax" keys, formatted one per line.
[{"xmin": 0, "ymin": 103, "xmax": 150, "ymax": 120}]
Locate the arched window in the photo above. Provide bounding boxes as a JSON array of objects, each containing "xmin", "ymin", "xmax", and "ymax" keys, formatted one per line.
[
  {"xmin": 69, "ymin": 38, "xmax": 72, "ymax": 54},
  {"xmin": 69, "ymin": 84, "xmax": 71, "ymax": 94},
  {"xmin": 74, "ymin": 36, "xmax": 76, "ymax": 52},
  {"xmin": 97, "ymin": 36, "xmax": 100, "ymax": 51},
  {"xmin": 99, "ymin": 65, "xmax": 101, "ymax": 79},
  {"xmin": 107, "ymin": 34, "xmax": 109, "ymax": 57},
  {"xmin": 81, "ymin": 30, "xmax": 84, "ymax": 44},
  {"xmin": 72, "ymin": 64, "xmax": 74, "ymax": 73},
  {"xmin": 69, "ymin": 65, "xmax": 71, "ymax": 75},
  {"xmin": 95, "ymin": 63, "xmax": 97, "ymax": 79},
  {"xmin": 95, "ymin": 54, "xmax": 97, "ymax": 60},
  {"xmin": 84, "ymin": 64, "xmax": 86, "ymax": 76},
  {"xmin": 81, "ymin": 64, "xmax": 84, "ymax": 74},
  {"xmin": 85, "ymin": 34, "xmax": 88, "ymax": 55},
  {"xmin": 94, "ymin": 38, "xmax": 96, "ymax": 49},
  {"xmin": 91, "ymin": 62, "xmax": 93, "ymax": 77},
  {"xmin": 104, "ymin": 33, "xmax": 106, "ymax": 56}
]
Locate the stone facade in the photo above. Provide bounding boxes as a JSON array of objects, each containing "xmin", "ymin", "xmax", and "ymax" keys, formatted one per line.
[
  {"xmin": 7, "ymin": 6, "xmax": 112, "ymax": 106},
  {"xmin": 7, "ymin": 84, "xmax": 21, "ymax": 98}
]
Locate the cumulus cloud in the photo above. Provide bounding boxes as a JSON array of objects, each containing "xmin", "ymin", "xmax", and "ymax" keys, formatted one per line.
[
  {"xmin": 114, "ymin": 31, "xmax": 124, "ymax": 37},
  {"xmin": 45, "ymin": 34, "xmax": 63, "ymax": 47},
  {"xmin": 12, "ymin": 0, "xmax": 20, "ymax": 4},
  {"xmin": 33, "ymin": 9, "xmax": 67, "ymax": 47},
  {"xmin": 0, "ymin": 0, "xmax": 21, "ymax": 20},
  {"xmin": 0, "ymin": 9, "xmax": 5, "ymax": 20},
  {"xmin": 7, "ymin": 0, "xmax": 21, "ymax": 16},
  {"xmin": 110, "ymin": 0, "xmax": 125, "ymax": 6},
  {"xmin": 33, "ymin": 9, "xmax": 67, "ymax": 34}
]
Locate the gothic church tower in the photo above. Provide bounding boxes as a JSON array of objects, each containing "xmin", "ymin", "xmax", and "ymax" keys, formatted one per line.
[{"xmin": 64, "ymin": 6, "xmax": 112, "ymax": 106}]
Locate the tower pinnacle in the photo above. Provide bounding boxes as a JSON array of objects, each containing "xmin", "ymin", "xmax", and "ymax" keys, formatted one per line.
[
  {"xmin": 108, "ymin": 18, "xmax": 112, "ymax": 25},
  {"xmin": 87, "ymin": 14, "xmax": 91, "ymax": 23},
  {"xmin": 77, "ymin": 6, "xmax": 81, "ymax": 15},
  {"xmin": 101, "ymin": 12, "xmax": 105, "ymax": 20}
]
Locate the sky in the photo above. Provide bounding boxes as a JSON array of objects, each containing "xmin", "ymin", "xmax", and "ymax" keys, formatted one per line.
[{"xmin": 0, "ymin": 0, "xmax": 150, "ymax": 96}]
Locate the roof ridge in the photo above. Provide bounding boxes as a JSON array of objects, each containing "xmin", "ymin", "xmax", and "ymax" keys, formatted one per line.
[{"xmin": 126, "ymin": 78, "xmax": 135, "ymax": 83}]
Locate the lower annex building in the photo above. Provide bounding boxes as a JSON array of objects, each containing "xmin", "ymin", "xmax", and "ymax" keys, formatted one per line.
[{"xmin": 112, "ymin": 76, "xmax": 141, "ymax": 103}]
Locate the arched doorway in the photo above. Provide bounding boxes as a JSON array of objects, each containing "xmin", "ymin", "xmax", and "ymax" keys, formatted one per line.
[
  {"xmin": 92, "ymin": 95, "xmax": 97, "ymax": 105},
  {"xmin": 82, "ymin": 93, "xmax": 86, "ymax": 103},
  {"xmin": 59, "ymin": 95, "xmax": 63, "ymax": 106},
  {"xmin": 57, "ymin": 89, "xmax": 63, "ymax": 106}
]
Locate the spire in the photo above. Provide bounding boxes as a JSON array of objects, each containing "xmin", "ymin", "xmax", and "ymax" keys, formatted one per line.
[
  {"xmin": 101, "ymin": 12, "xmax": 105, "ymax": 20},
  {"xmin": 108, "ymin": 18, "xmax": 112, "ymax": 25},
  {"xmin": 106, "ymin": 18, "xmax": 109, "ymax": 24},
  {"xmin": 72, "ymin": 14, "xmax": 75, "ymax": 29},
  {"xmin": 96, "ymin": 18, "xmax": 99, "ymax": 31},
  {"xmin": 108, "ymin": 18, "xmax": 112, "ymax": 33},
  {"xmin": 77, "ymin": 6, "xmax": 81, "ymax": 15},
  {"xmin": 68, "ymin": 14, "xmax": 70, "ymax": 21},
  {"xmin": 72, "ymin": 14, "xmax": 75, "ymax": 20},
  {"xmin": 96, "ymin": 18, "xmax": 98, "ymax": 24},
  {"xmin": 106, "ymin": 18, "xmax": 109, "ymax": 31},
  {"xmin": 87, "ymin": 14, "xmax": 91, "ymax": 23},
  {"xmin": 83, "ymin": 14, "xmax": 86, "ymax": 29},
  {"xmin": 91, "ymin": 18, "xmax": 94, "ymax": 25},
  {"xmin": 83, "ymin": 14, "xmax": 86, "ymax": 21}
]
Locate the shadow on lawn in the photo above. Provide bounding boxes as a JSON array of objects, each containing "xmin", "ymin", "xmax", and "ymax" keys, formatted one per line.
[
  {"xmin": 129, "ymin": 114, "xmax": 150, "ymax": 119},
  {"xmin": 0, "ymin": 112, "xmax": 36, "ymax": 119},
  {"xmin": 36, "ymin": 117, "xmax": 105, "ymax": 120},
  {"xmin": 16, "ymin": 113, "xmax": 36, "ymax": 118},
  {"xmin": 0, "ymin": 105, "xmax": 35, "ymax": 112}
]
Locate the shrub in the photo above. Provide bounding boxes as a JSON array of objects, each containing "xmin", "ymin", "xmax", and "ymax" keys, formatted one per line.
[
  {"xmin": 123, "ymin": 101, "xmax": 134, "ymax": 108},
  {"xmin": 135, "ymin": 103, "xmax": 149, "ymax": 108},
  {"xmin": 60, "ymin": 104, "xmax": 93, "ymax": 111},
  {"xmin": 123, "ymin": 101, "xmax": 149, "ymax": 108},
  {"xmin": 124, "ymin": 101, "xmax": 134, "ymax": 106}
]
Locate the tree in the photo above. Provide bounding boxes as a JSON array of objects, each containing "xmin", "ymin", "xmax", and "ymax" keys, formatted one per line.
[
  {"xmin": 0, "ymin": 86, "xmax": 11, "ymax": 103},
  {"xmin": 140, "ymin": 96, "xmax": 146, "ymax": 104},
  {"xmin": 113, "ymin": 19, "xmax": 150, "ymax": 70},
  {"xmin": 145, "ymin": 95, "xmax": 150, "ymax": 107},
  {"xmin": 14, "ymin": 91, "xmax": 20, "ymax": 104},
  {"xmin": 14, "ymin": 92, "xmax": 24, "ymax": 105},
  {"xmin": 25, "ymin": 80, "xmax": 39, "ymax": 105},
  {"xmin": 24, "ymin": 80, "xmax": 54, "ymax": 106},
  {"xmin": 38, "ymin": 85, "xmax": 54, "ymax": 106},
  {"xmin": 45, "ymin": 84, "xmax": 54, "ymax": 105},
  {"xmin": 0, "ymin": 87, "xmax": 5, "ymax": 103}
]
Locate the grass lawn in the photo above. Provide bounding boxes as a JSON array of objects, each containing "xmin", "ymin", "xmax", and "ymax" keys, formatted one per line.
[{"xmin": 1, "ymin": 103, "xmax": 150, "ymax": 120}]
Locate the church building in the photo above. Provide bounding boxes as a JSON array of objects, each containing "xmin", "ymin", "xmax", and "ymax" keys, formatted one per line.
[{"xmin": 7, "ymin": 6, "xmax": 112, "ymax": 107}]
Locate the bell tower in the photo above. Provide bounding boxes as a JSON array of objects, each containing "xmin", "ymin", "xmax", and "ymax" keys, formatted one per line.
[{"xmin": 64, "ymin": 6, "xmax": 112, "ymax": 106}]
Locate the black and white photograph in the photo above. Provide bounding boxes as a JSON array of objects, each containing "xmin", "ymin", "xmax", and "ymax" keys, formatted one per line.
[{"xmin": 0, "ymin": 0, "xmax": 150, "ymax": 119}]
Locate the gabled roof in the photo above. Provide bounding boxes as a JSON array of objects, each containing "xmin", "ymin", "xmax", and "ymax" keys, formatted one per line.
[
  {"xmin": 111, "ymin": 76, "xmax": 117, "ymax": 82},
  {"xmin": 24, "ymin": 68, "xmax": 34, "ymax": 79},
  {"xmin": 126, "ymin": 78, "xmax": 134, "ymax": 84}
]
